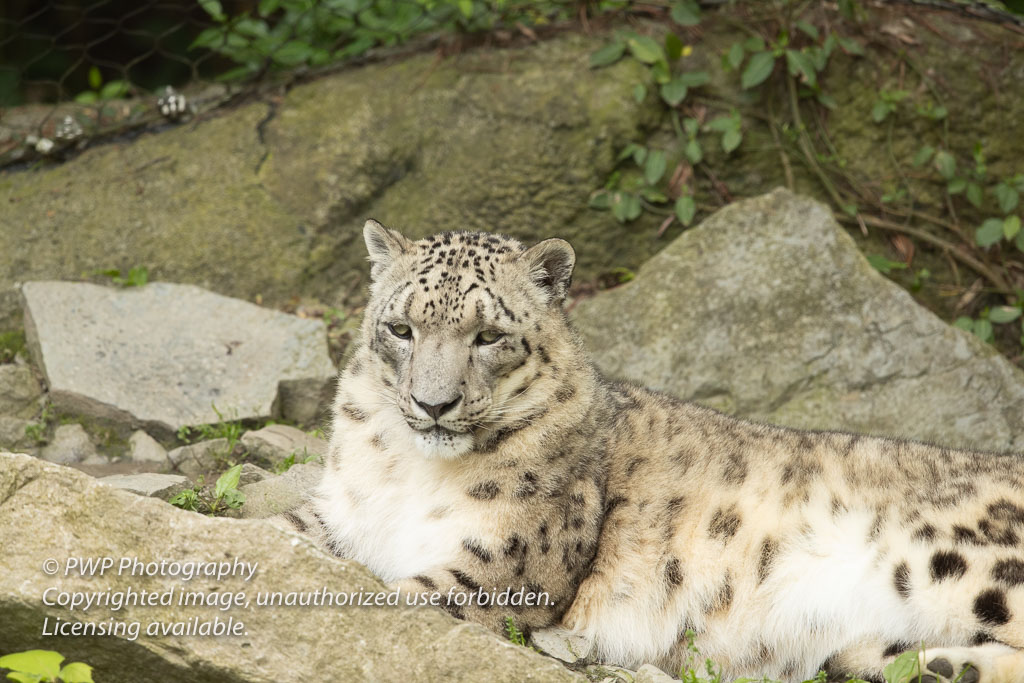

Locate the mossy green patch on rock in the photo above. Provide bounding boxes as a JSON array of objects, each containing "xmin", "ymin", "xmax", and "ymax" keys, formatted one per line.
[{"xmin": 0, "ymin": 34, "xmax": 664, "ymax": 329}]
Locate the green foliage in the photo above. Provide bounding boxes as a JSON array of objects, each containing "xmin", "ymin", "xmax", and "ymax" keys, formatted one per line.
[
  {"xmin": 0, "ymin": 650, "xmax": 93, "ymax": 683},
  {"xmin": 74, "ymin": 66, "xmax": 130, "ymax": 104},
  {"xmin": 866, "ymin": 254, "xmax": 907, "ymax": 274},
  {"xmin": 0, "ymin": 329, "xmax": 26, "ymax": 364},
  {"xmin": 176, "ymin": 404, "xmax": 245, "ymax": 451},
  {"xmin": 504, "ymin": 616, "xmax": 528, "ymax": 647},
  {"xmin": 870, "ymin": 89, "xmax": 908, "ymax": 123},
  {"xmin": 24, "ymin": 402, "xmax": 54, "ymax": 445},
  {"xmin": 273, "ymin": 449, "xmax": 320, "ymax": 474},
  {"xmin": 170, "ymin": 464, "xmax": 246, "ymax": 515},
  {"xmin": 192, "ymin": 0, "xmax": 576, "ymax": 79},
  {"xmin": 94, "ymin": 266, "xmax": 149, "ymax": 288}
]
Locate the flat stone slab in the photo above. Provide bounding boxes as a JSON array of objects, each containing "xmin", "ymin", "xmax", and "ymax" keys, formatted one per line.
[
  {"xmin": 0, "ymin": 452, "xmax": 581, "ymax": 682},
  {"xmin": 240, "ymin": 423, "xmax": 326, "ymax": 466},
  {"xmin": 21, "ymin": 281, "xmax": 336, "ymax": 436},
  {"xmin": 98, "ymin": 472, "xmax": 189, "ymax": 499},
  {"xmin": 573, "ymin": 188, "xmax": 1024, "ymax": 453}
]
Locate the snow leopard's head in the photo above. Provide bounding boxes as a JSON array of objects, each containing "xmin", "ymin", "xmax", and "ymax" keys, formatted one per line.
[{"xmin": 355, "ymin": 219, "xmax": 575, "ymax": 459}]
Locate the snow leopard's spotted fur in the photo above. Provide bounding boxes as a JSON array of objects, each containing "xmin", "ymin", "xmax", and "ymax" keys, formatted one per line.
[{"xmin": 282, "ymin": 221, "xmax": 1024, "ymax": 682}]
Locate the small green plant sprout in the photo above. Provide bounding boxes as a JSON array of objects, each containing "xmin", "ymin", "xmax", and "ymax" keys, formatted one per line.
[
  {"xmin": 0, "ymin": 649, "xmax": 93, "ymax": 683},
  {"xmin": 0, "ymin": 329, "xmax": 26, "ymax": 364},
  {"xmin": 23, "ymin": 402, "xmax": 55, "ymax": 445},
  {"xmin": 871, "ymin": 89, "xmax": 909, "ymax": 123},
  {"xmin": 168, "ymin": 485, "xmax": 200, "ymax": 512},
  {"xmin": 210, "ymin": 464, "xmax": 245, "ymax": 514},
  {"xmin": 866, "ymin": 254, "xmax": 908, "ymax": 275},
  {"xmin": 74, "ymin": 66, "xmax": 130, "ymax": 104},
  {"xmin": 504, "ymin": 616, "xmax": 528, "ymax": 647},
  {"xmin": 93, "ymin": 266, "xmax": 149, "ymax": 288},
  {"xmin": 705, "ymin": 110, "xmax": 743, "ymax": 154},
  {"xmin": 273, "ymin": 449, "xmax": 320, "ymax": 474},
  {"xmin": 176, "ymin": 404, "xmax": 245, "ymax": 450}
]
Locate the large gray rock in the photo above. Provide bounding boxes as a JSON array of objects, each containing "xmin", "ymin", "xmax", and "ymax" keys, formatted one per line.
[
  {"xmin": 39, "ymin": 423, "xmax": 97, "ymax": 464},
  {"xmin": 573, "ymin": 189, "xmax": 1024, "ymax": 453},
  {"xmin": 0, "ymin": 35, "xmax": 659, "ymax": 332},
  {"xmin": 0, "ymin": 452, "xmax": 581, "ymax": 682},
  {"xmin": 22, "ymin": 281, "xmax": 335, "ymax": 437},
  {"xmin": 0, "ymin": 363, "xmax": 42, "ymax": 418}
]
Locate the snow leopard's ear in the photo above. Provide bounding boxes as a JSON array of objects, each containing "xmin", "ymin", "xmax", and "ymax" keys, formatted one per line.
[
  {"xmin": 363, "ymin": 219, "xmax": 411, "ymax": 281},
  {"xmin": 523, "ymin": 238, "xmax": 575, "ymax": 305}
]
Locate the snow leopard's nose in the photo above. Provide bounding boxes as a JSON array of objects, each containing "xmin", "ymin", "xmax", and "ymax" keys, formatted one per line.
[{"xmin": 413, "ymin": 395, "xmax": 462, "ymax": 421}]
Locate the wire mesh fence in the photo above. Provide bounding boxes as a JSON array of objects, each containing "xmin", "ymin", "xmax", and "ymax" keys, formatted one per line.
[{"xmin": 0, "ymin": 0, "xmax": 1021, "ymax": 169}]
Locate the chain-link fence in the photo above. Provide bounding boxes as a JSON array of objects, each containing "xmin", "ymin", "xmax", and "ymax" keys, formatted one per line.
[{"xmin": 0, "ymin": 0, "xmax": 1021, "ymax": 168}]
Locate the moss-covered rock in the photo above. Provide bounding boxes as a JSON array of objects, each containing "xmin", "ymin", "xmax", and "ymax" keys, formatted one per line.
[{"xmin": 0, "ymin": 34, "xmax": 661, "ymax": 329}]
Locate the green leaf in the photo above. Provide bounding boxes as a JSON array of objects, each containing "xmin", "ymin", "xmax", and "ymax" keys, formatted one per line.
[
  {"xmin": 871, "ymin": 101, "xmax": 891, "ymax": 123},
  {"xmin": 742, "ymin": 36, "xmax": 765, "ymax": 52},
  {"xmin": 588, "ymin": 191, "xmax": 611, "ymax": 210},
  {"xmin": 683, "ymin": 117, "xmax": 699, "ymax": 136},
  {"xmin": 882, "ymin": 651, "xmax": 919, "ymax": 683},
  {"xmin": 99, "ymin": 80, "xmax": 129, "ymax": 99},
  {"xmin": 866, "ymin": 254, "xmax": 908, "ymax": 274},
  {"xmin": 947, "ymin": 177, "xmax": 966, "ymax": 195},
  {"xmin": 258, "ymin": 0, "xmax": 280, "ymax": 16},
  {"xmin": 836, "ymin": 34, "xmax": 864, "ymax": 56},
  {"xmin": 0, "ymin": 651, "xmax": 64, "ymax": 679},
  {"xmin": 976, "ymin": 218, "xmax": 1005, "ymax": 247},
  {"xmin": 912, "ymin": 146, "xmax": 934, "ymax": 168},
  {"xmin": 675, "ymin": 196, "xmax": 697, "ymax": 226},
  {"xmin": 706, "ymin": 115, "xmax": 736, "ymax": 133},
  {"xmin": 990, "ymin": 306, "xmax": 1022, "ymax": 324},
  {"xmin": 785, "ymin": 49, "xmax": 817, "ymax": 86},
  {"xmin": 966, "ymin": 182, "xmax": 984, "ymax": 209},
  {"xmin": 996, "ymin": 183, "xmax": 1020, "ymax": 214},
  {"xmin": 633, "ymin": 83, "xmax": 647, "ymax": 103},
  {"xmin": 954, "ymin": 316, "xmax": 975, "ymax": 332},
  {"xmin": 974, "ymin": 318, "xmax": 994, "ymax": 342},
  {"xmin": 215, "ymin": 464, "xmax": 243, "ymax": 501},
  {"xmin": 650, "ymin": 60, "xmax": 671, "ymax": 84},
  {"xmin": 670, "ymin": 0, "xmax": 701, "ymax": 26},
  {"xmin": 1017, "ymin": 229, "xmax": 1024, "ymax": 252},
  {"xmin": 589, "ymin": 41, "xmax": 625, "ymax": 68},
  {"xmin": 641, "ymin": 187, "xmax": 668, "ymax": 203},
  {"xmin": 721, "ymin": 128, "xmax": 742, "ymax": 153},
  {"xmin": 644, "ymin": 150, "xmax": 667, "ymax": 184},
  {"xmin": 627, "ymin": 36, "xmax": 665, "ymax": 65},
  {"xmin": 727, "ymin": 43, "xmax": 744, "ymax": 70},
  {"xmin": 934, "ymin": 151, "xmax": 956, "ymax": 180},
  {"xmin": 58, "ymin": 662, "xmax": 94, "ymax": 683},
  {"xmin": 684, "ymin": 138, "xmax": 702, "ymax": 164},
  {"xmin": 198, "ymin": 0, "xmax": 226, "ymax": 21},
  {"xmin": 6, "ymin": 673, "xmax": 42, "ymax": 683},
  {"xmin": 272, "ymin": 40, "xmax": 315, "ymax": 65},
  {"xmin": 741, "ymin": 51, "xmax": 775, "ymax": 89},
  {"xmin": 1004, "ymin": 215, "xmax": 1022, "ymax": 240},
  {"xmin": 659, "ymin": 78, "xmax": 688, "ymax": 106},
  {"xmin": 816, "ymin": 92, "xmax": 838, "ymax": 109},
  {"xmin": 87, "ymin": 66, "xmax": 102, "ymax": 90},
  {"xmin": 617, "ymin": 143, "xmax": 646, "ymax": 165},
  {"xmin": 795, "ymin": 20, "xmax": 819, "ymax": 41},
  {"xmin": 457, "ymin": 0, "xmax": 473, "ymax": 18},
  {"xmin": 677, "ymin": 71, "xmax": 710, "ymax": 87},
  {"xmin": 665, "ymin": 33, "xmax": 683, "ymax": 61},
  {"xmin": 611, "ymin": 192, "xmax": 642, "ymax": 222},
  {"xmin": 74, "ymin": 91, "xmax": 99, "ymax": 104}
]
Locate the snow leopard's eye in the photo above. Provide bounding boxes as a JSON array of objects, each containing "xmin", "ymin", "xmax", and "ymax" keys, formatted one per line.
[
  {"xmin": 388, "ymin": 322, "xmax": 412, "ymax": 339},
  {"xmin": 475, "ymin": 330, "xmax": 503, "ymax": 346}
]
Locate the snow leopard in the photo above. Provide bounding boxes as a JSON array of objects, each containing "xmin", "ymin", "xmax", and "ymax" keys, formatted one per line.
[{"xmin": 281, "ymin": 219, "xmax": 1024, "ymax": 682}]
